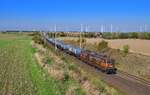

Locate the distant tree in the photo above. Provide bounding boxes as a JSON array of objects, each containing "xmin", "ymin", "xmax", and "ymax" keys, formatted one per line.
[
  {"xmin": 48, "ymin": 32, "xmax": 55, "ymax": 38},
  {"xmin": 148, "ymin": 33, "xmax": 150, "ymax": 39},
  {"xmin": 102, "ymin": 32, "xmax": 150, "ymax": 40},
  {"xmin": 129, "ymin": 32, "xmax": 138, "ymax": 39},
  {"xmin": 77, "ymin": 38, "xmax": 86, "ymax": 43},
  {"xmin": 59, "ymin": 32, "xmax": 66, "ymax": 37},
  {"xmin": 142, "ymin": 32, "xmax": 150, "ymax": 39},
  {"xmin": 97, "ymin": 40, "xmax": 108, "ymax": 51},
  {"xmin": 84, "ymin": 32, "xmax": 95, "ymax": 38},
  {"xmin": 138, "ymin": 32, "xmax": 145, "ymax": 39},
  {"xmin": 118, "ymin": 32, "xmax": 129, "ymax": 39},
  {"xmin": 111, "ymin": 32, "xmax": 117, "ymax": 39},
  {"xmin": 32, "ymin": 32, "xmax": 44, "ymax": 44},
  {"xmin": 123, "ymin": 45, "xmax": 130, "ymax": 55},
  {"xmin": 102, "ymin": 32, "xmax": 112, "ymax": 39}
]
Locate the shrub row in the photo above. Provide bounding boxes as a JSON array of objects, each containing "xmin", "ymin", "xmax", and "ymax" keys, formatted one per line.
[{"xmin": 102, "ymin": 32, "xmax": 150, "ymax": 39}]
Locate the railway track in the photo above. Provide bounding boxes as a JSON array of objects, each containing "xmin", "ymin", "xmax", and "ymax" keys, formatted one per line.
[
  {"xmin": 118, "ymin": 70, "xmax": 150, "ymax": 86},
  {"xmin": 62, "ymin": 50, "xmax": 150, "ymax": 95}
]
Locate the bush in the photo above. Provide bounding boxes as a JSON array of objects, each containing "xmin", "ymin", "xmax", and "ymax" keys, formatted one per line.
[
  {"xmin": 63, "ymin": 72, "xmax": 69, "ymax": 82},
  {"xmin": 102, "ymin": 32, "xmax": 150, "ymax": 40},
  {"xmin": 118, "ymin": 32, "xmax": 129, "ymax": 39},
  {"xmin": 84, "ymin": 32, "xmax": 96, "ymax": 38},
  {"xmin": 102, "ymin": 32, "xmax": 112, "ymax": 39},
  {"xmin": 32, "ymin": 32, "xmax": 44, "ymax": 44},
  {"xmin": 97, "ymin": 40, "xmax": 108, "ymax": 51},
  {"xmin": 123, "ymin": 45, "xmax": 129, "ymax": 54},
  {"xmin": 68, "ymin": 64, "xmax": 76, "ymax": 70},
  {"xmin": 59, "ymin": 32, "xmax": 66, "ymax": 37},
  {"xmin": 77, "ymin": 38, "xmax": 86, "ymax": 44}
]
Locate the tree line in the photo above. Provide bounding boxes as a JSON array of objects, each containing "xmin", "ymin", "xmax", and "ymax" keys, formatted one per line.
[
  {"xmin": 102, "ymin": 32, "xmax": 150, "ymax": 39},
  {"xmin": 48, "ymin": 32, "xmax": 150, "ymax": 40},
  {"xmin": 29, "ymin": 31, "xmax": 150, "ymax": 40},
  {"xmin": 47, "ymin": 32, "xmax": 101, "ymax": 38}
]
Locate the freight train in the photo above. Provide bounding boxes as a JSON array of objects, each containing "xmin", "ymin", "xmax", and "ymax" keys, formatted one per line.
[{"xmin": 44, "ymin": 35, "xmax": 117, "ymax": 74}]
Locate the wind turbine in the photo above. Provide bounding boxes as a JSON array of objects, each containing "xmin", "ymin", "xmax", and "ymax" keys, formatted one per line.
[
  {"xmin": 101, "ymin": 25, "xmax": 104, "ymax": 33},
  {"xmin": 111, "ymin": 24, "xmax": 113, "ymax": 33},
  {"xmin": 145, "ymin": 24, "xmax": 147, "ymax": 32},
  {"xmin": 85, "ymin": 24, "xmax": 88, "ymax": 32},
  {"xmin": 140, "ymin": 25, "xmax": 143, "ymax": 32},
  {"xmin": 54, "ymin": 24, "xmax": 57, "ymax": 51},
  {"xmin": 80, "ymin": 24, "xmax": 83, "ymax": 48}
]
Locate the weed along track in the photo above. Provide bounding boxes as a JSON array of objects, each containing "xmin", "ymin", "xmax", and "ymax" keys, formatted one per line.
[
  {"xmin": 42, "ymin": 35, "xmax": 150, "ymax": 95},
  {"xmin": 118, "ymin": 70, "xmax": 150, "ymax": 86}
]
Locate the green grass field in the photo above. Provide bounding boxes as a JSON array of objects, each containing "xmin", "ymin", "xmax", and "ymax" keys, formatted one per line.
[{"xmin": 0, "ymin": 33, "xmax": 75, "ymax": 95}]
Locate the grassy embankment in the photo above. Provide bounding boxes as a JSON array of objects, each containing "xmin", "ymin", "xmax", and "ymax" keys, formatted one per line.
[{"xmin": 32, "ymin": 34, "xmax": 124, "ymax": 95}]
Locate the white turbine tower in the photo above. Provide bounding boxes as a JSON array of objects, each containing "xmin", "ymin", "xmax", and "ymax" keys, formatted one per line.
[
  {"xmin": 111, "ymin": 24, "xmax": 113, "ymax": 33},
  {"xmin": 54, "ymin": 24, "xmax": 57, "ymax": 51},
  {"xmin": 33, "ymin": 29, "xmax": 36, "ymax": 32},
  {"xmin": 140, "ymin": 25, "xmax": 142, "ymax": 32},
  {"xmin": 85, "ymin": 24, "xmax": 88, "ymax": 32},
  {"xmin": 103, "ymin": 25, "xmax": 105, "ymax": 32},
  {"xmin": 101, "ymin": 25, "xmax": 104, "ymax": 33},
  {"xmin": 145, "ymin": 24, "xmax": 147, "ymax": 32},
  {"xmin": 80, "ymin": 24, "xmax": 83, "ymax": 48}
]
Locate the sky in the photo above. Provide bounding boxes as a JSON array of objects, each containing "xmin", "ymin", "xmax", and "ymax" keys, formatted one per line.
[{"xmin": 0, "ymin": 0, "xmax": 150, "ymax": 32}]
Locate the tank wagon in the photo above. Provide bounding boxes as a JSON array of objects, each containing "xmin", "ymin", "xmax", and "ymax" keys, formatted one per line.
[{"xmin": 46, "ymin": 37, "xmax": 117, "ymax": 74}]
